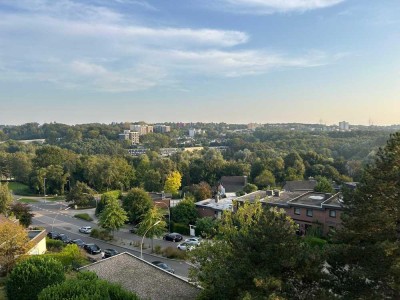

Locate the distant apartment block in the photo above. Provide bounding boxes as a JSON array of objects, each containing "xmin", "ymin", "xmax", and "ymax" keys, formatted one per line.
[
  {"xmin": 130, "ymin": 124, "xmax": 154, "ymax": 135},
  {"xmin": 247, "ymin": 123, "xmax": 261, "ymax": 131},
  {"xmin": 153, "ymin": 124, "xmax": 171, "ymax": 133},
  {"xmin": 339, "ymin": 121, "xmax": 350, "ymax": 131},
  {"xmin": 188, "ymin": 128, "xmax": 205, "ymax": 138},
  {"xmin": 119, "ymin": 130, "xmax": 140, "ymax": 145}
]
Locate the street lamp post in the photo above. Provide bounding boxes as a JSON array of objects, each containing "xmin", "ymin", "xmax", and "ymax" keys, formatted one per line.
[
  {"xmin": 154, "ymin": 201, "xmax": 171, "ymax": 233},
  {"xmin": 140, "ymin": 220, "xmax": 161, "ymax": 259}
]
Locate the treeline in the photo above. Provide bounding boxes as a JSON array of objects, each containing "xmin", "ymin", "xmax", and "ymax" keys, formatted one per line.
[{"xmin": 0, "ymin": 122, "xmax": 393, "ymax": 197}]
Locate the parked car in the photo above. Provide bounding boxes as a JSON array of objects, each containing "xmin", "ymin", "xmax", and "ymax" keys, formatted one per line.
[
  {"xmin": 47, "ymin": 231, "xmax": 59, "ymax": 239},
  {"xmin": 79, "ymin": 226, "xmax": 92, "ymax": 234},
  {"xmin": 184, "ymin": 237, "xmax": 201, "ymax": 246},
  {"xmin": 152, "ymin": 261, "xmax": 175, "ymax": 274},
  {"xmin": 70, "ymin": 239, "xmax": 85, "ymax": 248},
  {"xmin": 177, "ymin": 242, "xmax": 195, "ymax": 251},
  {"xmin": 55, "ymin": 233, "xmax": 71, "ymax": 243},
  {"xmin": 103, "ymin": 248, "xmax": 119, "ymax": 258},
  {"xmin": 84, "ymin": 243, "xmax": 101, "ymax": 255},
  {"xmin": 163, "ymin": 232, "xmax": 183, "ymax": 242}
]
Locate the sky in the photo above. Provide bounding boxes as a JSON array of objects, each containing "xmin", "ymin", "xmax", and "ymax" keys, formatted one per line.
[{"xmin": 0, "ymin": 0, "xmax": 399, "ymax": 126}]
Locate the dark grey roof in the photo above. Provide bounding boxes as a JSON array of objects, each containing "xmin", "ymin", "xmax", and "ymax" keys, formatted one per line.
[
  {"xmin": 220, "ymin": 176, "xmax": 247, "ymax": 192},
  {"xmin": 283, "ymin": 180, "xmax": 317, "ymax": 192},
  {"xmin": 79, "ymin": 252, "xmax": 200, "ymax": 300}
]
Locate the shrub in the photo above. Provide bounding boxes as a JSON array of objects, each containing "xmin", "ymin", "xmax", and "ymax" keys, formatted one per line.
[
  {"xmin": 303, "ymin": 236, "xmax": 327, "ymax": 249},
  {"xmin": 154, "ymin": 244, "xmax": 162, "ymax": 254},
  {"xmin": 195, "ymin": 217, "xmax": 219, "ymax": 238},
  {"xmin": 162, "ymin": 246, "xmax": 187, "ymax": 259},
  {"xmin": 74, "ymin": 213, "xmax": 93, "ymax": 221},
  {"xmin": 46, "ymin": 244, "xmax": 88, "ymax": 270},
  {"xmin": 172, "ymin": 222, "xmax": 190, "ymax": 235},
  {"xmin": 38, "ymin": 271, "xmax": 139, "ymax": 300},
  {"xmin": 6, "ymin": 256, "xmax": 65, "ymax": 300},
  {"xmin": 90, "ymin": 228, "xmax": 113, "ymax": 241},
  {"xmin": 46, "ymin": 238, "xmax": 65, "ymax": 252}
]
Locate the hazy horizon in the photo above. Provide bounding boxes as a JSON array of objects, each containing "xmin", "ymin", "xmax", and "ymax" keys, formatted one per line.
[{"xmin": 0, "ymin": 0, "xmax": 399, "ymax": 126}]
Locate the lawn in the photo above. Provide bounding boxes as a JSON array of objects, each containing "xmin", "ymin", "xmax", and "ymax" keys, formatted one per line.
[
  {"xmin": 18, "ymin": 198, "xmax": 39, "ymax": 203},
  {"xmin": 6, "ymin": 182, "xmax": 35, "ymax": 196}
]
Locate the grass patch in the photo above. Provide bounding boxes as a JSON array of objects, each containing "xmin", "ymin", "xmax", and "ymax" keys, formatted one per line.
[
  {"xmin": 74, "ymin": 213, "xmax": 93, "ymax": 222},
  {"xmin": 18, "ymin": 198, "xmax": 39, "ymax": 203},
  {"xmin": 6, "ymin": 182, "xmax": 34, "ymax": 196}
]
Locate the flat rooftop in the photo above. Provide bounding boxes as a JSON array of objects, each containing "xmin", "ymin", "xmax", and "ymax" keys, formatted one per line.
[
  {"xmin": 195, "ymin": 193, "xmax": 236, "ymax": 211},
  {"xmin": 264, "ymin": 191, "xmax": 306, "ymax": 206},
  {"xmin": 289, "ymin": 192, "xmax": 342, "ymax": 208}
]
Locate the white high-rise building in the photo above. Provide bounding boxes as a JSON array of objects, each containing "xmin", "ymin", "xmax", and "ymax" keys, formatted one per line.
[{"xmin": 339, "ymin": 121, "xmax": 350, "ymax": 131}]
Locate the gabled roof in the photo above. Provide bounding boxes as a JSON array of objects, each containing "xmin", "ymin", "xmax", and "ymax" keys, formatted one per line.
[{"xmin": 79, "ymin": 252, "xmax": 200, "ymax": 300}]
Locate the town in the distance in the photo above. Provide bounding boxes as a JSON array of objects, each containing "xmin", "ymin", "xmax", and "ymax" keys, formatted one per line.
[{"xmin": 0, "ymin": 120, "xmax": 399, "ymax": 299}]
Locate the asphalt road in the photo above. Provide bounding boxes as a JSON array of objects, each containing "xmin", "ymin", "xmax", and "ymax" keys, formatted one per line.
[{"xmin": 30, "ymin": 201, "xmax": 191, "ymax": 278}]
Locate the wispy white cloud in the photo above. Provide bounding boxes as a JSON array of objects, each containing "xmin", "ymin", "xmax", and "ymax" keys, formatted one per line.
[
  {"xmin": 212, "ymin": 0, "xmax": 345, "ymax": 14},
  {"xmin": 0, "ymin": 0, "xmax": 342, "ymax": 92}
]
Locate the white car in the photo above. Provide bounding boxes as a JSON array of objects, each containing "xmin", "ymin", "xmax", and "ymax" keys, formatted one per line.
[
  {"xmin": 184, "ymin": 237, "xmax": 201, "ymax": 246},
  {"xmin": 177, "ymin": 242, "xmax": 195, "ymax": 251},
  {"xmin": 79, "ymin": 226, "xmax": 92, "ymax": 234}
]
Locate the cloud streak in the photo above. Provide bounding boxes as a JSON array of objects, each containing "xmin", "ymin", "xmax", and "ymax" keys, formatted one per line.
[
  {"xmin": 0, "ymin": 0, "xmax": 341, "ymax": 92},
  {"xmin": 213, "ymin": 0, "xmax": 345, "ymax": 14}
]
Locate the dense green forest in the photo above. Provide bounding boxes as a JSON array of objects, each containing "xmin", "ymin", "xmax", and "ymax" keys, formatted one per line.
[{"xmin": 0, "ymin": 122, "xmax": 394, "ymax": 196}]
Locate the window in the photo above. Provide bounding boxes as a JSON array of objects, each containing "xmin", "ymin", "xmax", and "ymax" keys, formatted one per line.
[
  {"xmin": 306, "ymin": 209, "xmax": 313, "ymax": 217},
  {"xmin": 329, "ymin": 210, "xmax": 336, "ymax": 218},
  {"xmin": 294, "ymin": 207, "xmax": 301, "ymax": 215}
]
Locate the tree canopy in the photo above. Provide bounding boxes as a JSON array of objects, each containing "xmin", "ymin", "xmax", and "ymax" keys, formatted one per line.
[
  {"xmin": 122, "ymin": 188, "xmax": 153, "ymax": 225},
  {"xmin": 6, "ymin": 256, "xmax": 65, "ymax": 300},
  {"xmin": 190, "ymin": 202, "xmax": 325, "ymax": 300}
]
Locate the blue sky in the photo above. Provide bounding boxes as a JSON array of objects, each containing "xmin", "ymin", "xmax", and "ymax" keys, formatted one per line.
[{"xmin": 0, "ymin": 0, "xmax": 399, "ymax": 125}]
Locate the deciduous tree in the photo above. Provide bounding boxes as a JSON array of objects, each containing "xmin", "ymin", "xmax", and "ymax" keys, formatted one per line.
[
  {"xmin": 164, "ymin": 171, "xmax": 182, "ymax": 195},
  {"xmin": 122, "ymin": 188, "xmax": 153, "ymax": 225},
  {"xmin": 0, "ymin": 221, "xmax": 30, "ymax": 275},
  {"xmin": 99, "ymin": 196, "xmax": 127, "ymax": 233},
  {"xmin": 0, "ymin": 182, "xmax": 13, "ymax": 215}
]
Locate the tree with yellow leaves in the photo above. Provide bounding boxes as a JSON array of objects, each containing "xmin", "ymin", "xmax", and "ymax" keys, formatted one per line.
[
  {"xmin": 0, "ymin": 221, "xmax": 30, "ymax": 275},
  {"xmin": 163, "ymin": 171, "xmax": 182, "ymax": 195}
]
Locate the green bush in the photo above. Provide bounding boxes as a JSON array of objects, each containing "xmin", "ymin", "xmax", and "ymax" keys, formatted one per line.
[
  {"xmin": 46, "ymin": 238, "xmax": 65, "ymax": 252},
  {"xmin": 303, "ymin": 236, "xmax": 327, "ymax": 249},
  {"xmin": 45, "ymin": 244, "xmax": 88, "ymax": 270},
  {"xmin": 162, "ymin": 246, "xmax": 187, "ymax": 259},
  {"xmin": 90, "ymin": 228, "xmax": 113, "ymax": 241},
  {"xmin": 38, "ymin": 271, "xmax": 139, "ymax": 300},
  {"xmin": 74, "ymin": 213, "xmax": 93, "ymax": 221},
  {"xmin": 172, "ymin": 222, "xmax": 190, "ymax": 235},
  {"xmin": 6, "ymin": 256, "xmax": 65, "ymax": 300},
  {"xmin": 154, "ymin": 244, "xmax": 162, "ymax": 254}
]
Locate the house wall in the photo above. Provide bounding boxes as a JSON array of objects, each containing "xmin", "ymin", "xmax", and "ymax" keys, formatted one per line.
[
  {"xmin": 28, "ymin": 236, "xmax": 47, "ymax": 255},
  {"xmin": 284, "ymin": 206, "xmax": 342, "ymax": 235},
  {"xmin": 197, "ymin": 207, "xmax": 216, "ymax": 218}
]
